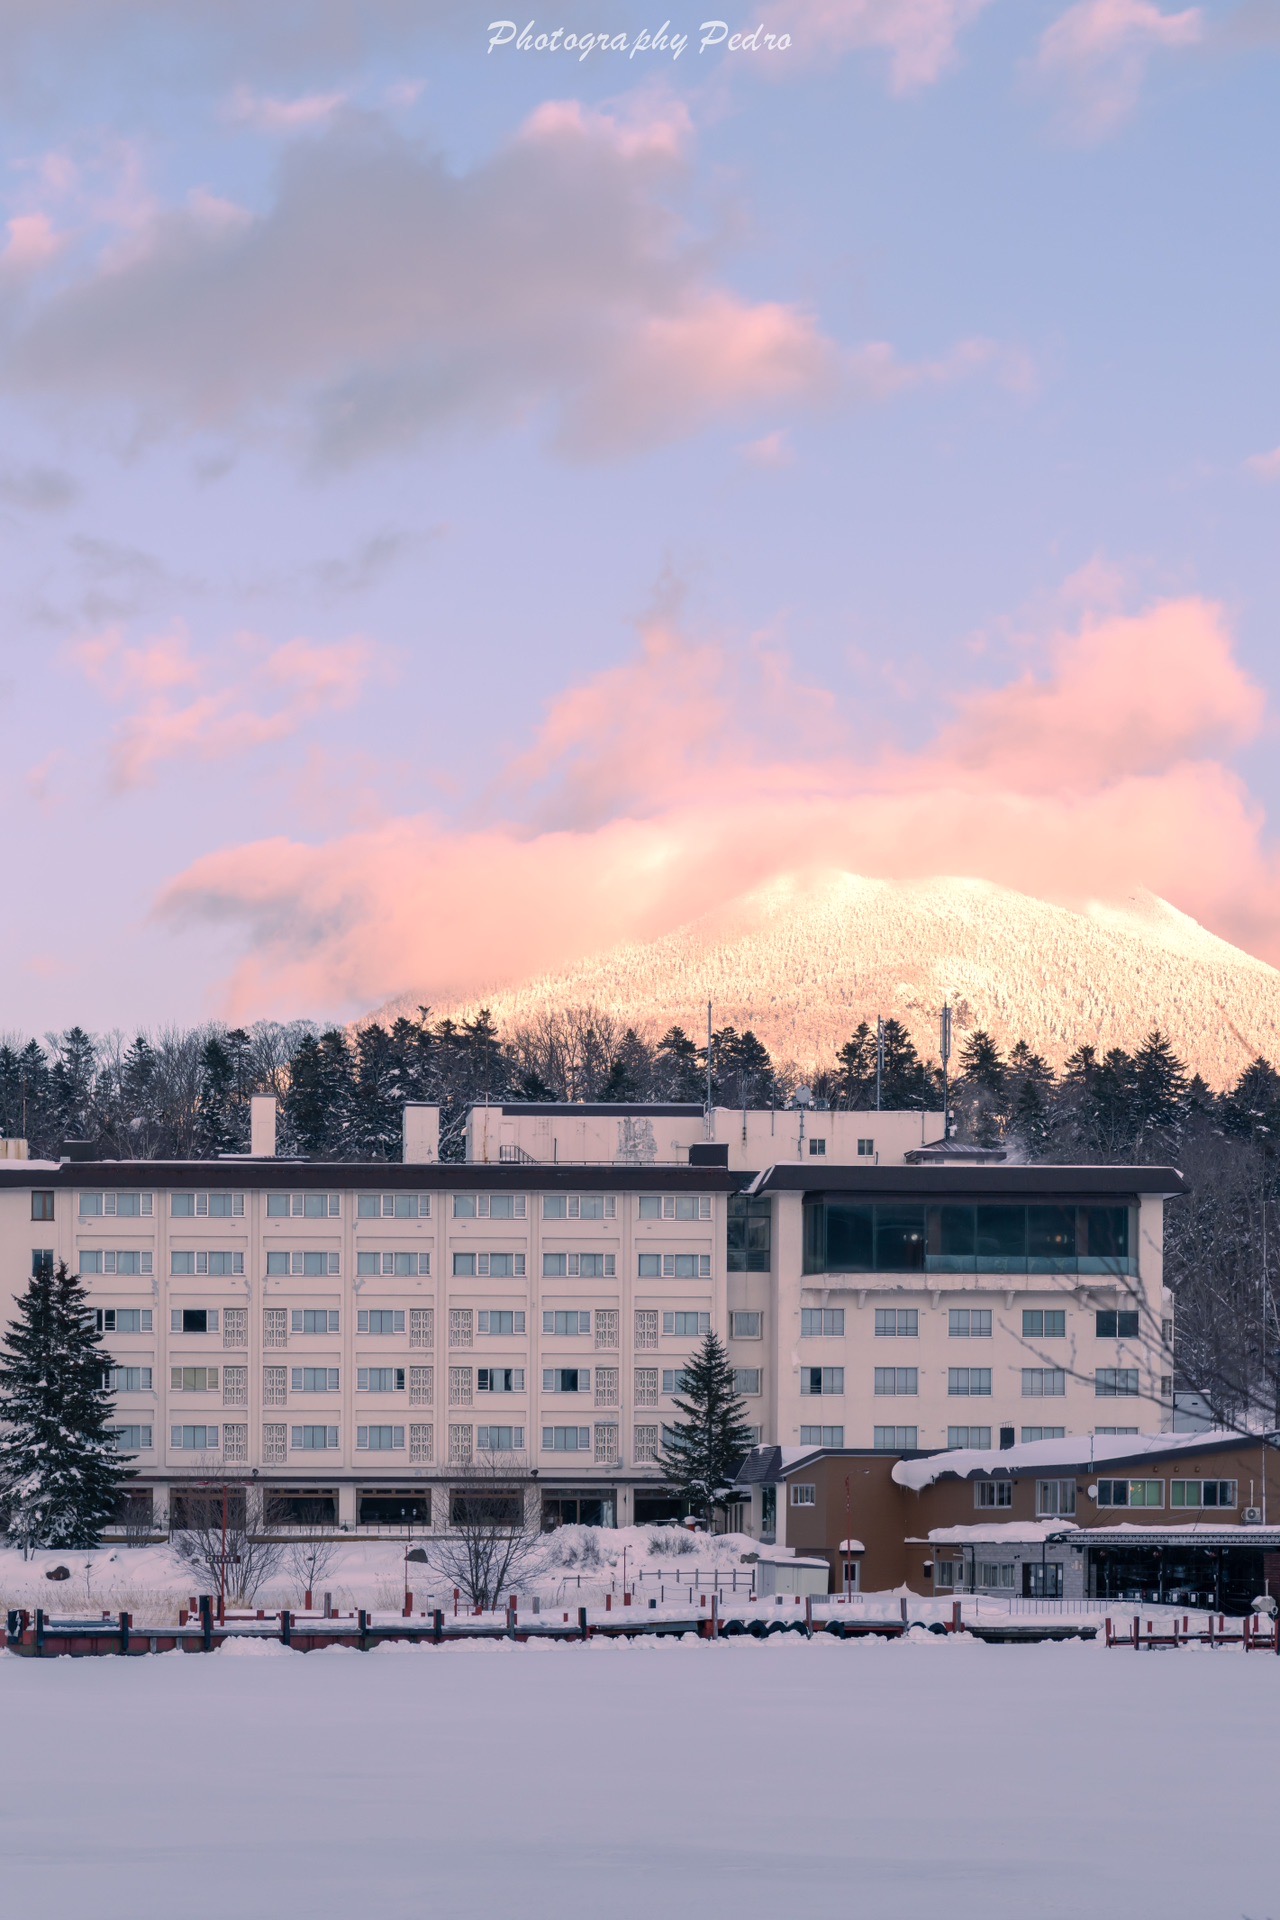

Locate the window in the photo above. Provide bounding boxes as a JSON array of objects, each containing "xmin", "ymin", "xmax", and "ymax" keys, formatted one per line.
[
  {"xmin": 80, "ymin": 1192, "xmax": 154, "ymax": 1218},
  {"xmin": 263, "ymin": 1308, "xmax": 287, "ymax": 1348},
  {"xmin": 172, "ymin": 1251, "xmax": 244, "ymax": 1276},
  {"xmin": 223, "ymin": 1307, "xmax": 246, "ymax": 1349},
  {"xmin": 293, "ymin": 1309, "xmax": 341, "ymax": 1335},
  {"xmin": 661, "ymin": 1368, "xmax": 691, "ymax": 1395},
  {"xmin": 975, "ymin": 1482, "xmax": 1013, "ymax": 1508},
  {"xmin": 357, "ymin": 1367, "xmax": 405, "ymax": 1392},
  {"xmin": 638, "ymin": 1195, "xmax": 712, "ymax": 1221},
  {"xmin": 543, "ymin": 1426, "xmax": 591, "ymax": 1451},
  {"xmin": 948, "ymin": 1368, "xmax": 991, "ymax": 1396},
  {"xmin": 31, "ymin": 1190, "xmax": 54, "ymax": 1221},
  {"xmin": 410, "ymin": 1423, "xmax": 433, "ymax": 1462},
  {"xmin": 542, "ymin": 1252, "xmax": 616, "ymax": 1278},
  {"xmin": 448, "ymin": 1310, "xmax": 473, "ymax": 1348},
  {"xmin": 263, "ymin": 1422, "xmax": 286, "ymax": 1464},
  {"xmin": 595, "ymin": 1309, "xmax": 619, "ymax": 1348},
  {"xmin": 105, "ymin": 1366, "xmax": 153, "ymax": 1392},
  {"xmin": 634, "ymin": 1310, "xmax": 658, "ymax": 1350},
  {"xmin": 800, "ymin": 1425, "xmax": 844, "ymax": 1446},
  {"xmin": 934, "ymin": 1560, "xmax": 959, "ymax": 1589},
  {"xmin": 803, "ymin": 1307, "xmax": 847, "ymax": 1337},
  {"xmin": 977, "ymin": 1563, "xmax": 1016, "ymax": 1590},
  {"xmin": 410, "ymin": 1308, "xmax": 435, "ymax": 1348},
  {"xmin": 634, "ymin": 1368, "xmax": 658, "ymax": 1407},
  {"xmin": 727, "ymin": 1195, "xmax": 771, "ymax": 1273},
  {"xmin": 452, "ymin": 1252, "xmax": 526, "ymax": 1278},
  {"xmin": 634, "ymin": 1424, "xmax": 660, "ymax": 1463},
  {"xmin": 171, "ymin": 1192, "xmax": 244, "ymax": 1218},
  {"xmin": 594, "ymin": 1368, "xmax": 619, "ymax": 1407},
  {"xmin": 856, "ymin": 1138, "xmax": 875, "ymax": 1157},
  {"xmin": 357, "ymin": 1252, "xmax": 431, "ymax": 1277},
  {"xmin": 1036, "ymin": 1479, "xmax": 1077, "ymax": 1516},
  {"xmin": 114, "ymin": 1425, "xmax": 153, "ymax": 1450},
  {"xmin": 263, "ymin": 1366, "xmax": 286, "ymax": 1407},
  {"xmin": 94, "ymin": 1308, "xmax": 152, "ymax": 1334},
  {"xmin": 949, "ymin": 1426, "xmax": 991, "ymax": 1449},
  {"xmin": 448, "ymin": 1366, "xmax": 473, "ymax": 1406},
  {"xmin": 1171, "ymin": 1480, "xmax": 1237, "ymax": 1508},
  {"xmin": 733, "ymin": 1369, "xmax": 762, "ymax": 1395},
  {"xmin": 448, "ymin": 1424, "xmax": 473, "ymax": 1463},
  {"xmin": 171, "ymin": 1425, "xmax": 219, "ymax": 1450},
  {"xmin": 803, "ymin": 1200, "xmax": 925, "ymax": 1274},
  {"xmin": 453, "ymin": 1194, "xmax": 527, "ymax": 1219},
  {"xmin": 1096, "ymin": 1479, "xmax": 1163, "ymax": 1508},
  {"xmin": 808, "ymin": 1137, "xmax": 827, "ymax": 1156},
  {"xmin": 1022, "ymin": 1309, "xmax": 1066, "ymax": 1338},
  {"xmin": 410, "ymin": 1366, "xmax": 433, "ymax": 1405},
  {"xmin": 478, "ymin": 1310, "xmax": 526, "ymax": 1336},
  {"xmin": 949, "ymin": 1309, "xmax": 992, "ymax": 1338},
  {"xmin": 1095, "ymin": 1369, "xmax": 1140, "ymax": 1397},
  {"xmin": 543, "ymin": 1194, "xmax": 616, "ymax": 1220},
  {"xmin": 663, "ymin": 1311, "xmax": 710, "ymax": 1337},
  {"xmin": 477, "ymin": 1367, "xmax": 525, "ymax": 1394},
  {"xmin": 1023, "ymin": 1563, "xmax": 1063, "ymax": 1599},
  {"xmin": 223, "ymin": 1423, "xmax": 248, "ymax": 1464},
  {"xmin": 171, "ymin": 1308, "xmax": 219, "ymax": 1334},
  {"xmin": 1022, "ymin": 1369, "xmax": 1066, "ymax": 1397},
  {"xmin": 80, "ymin": 1251, "xmax": 154, "ymax": 1276},
  {"xmin": 477, "ymin": 1425, "xmax": 526, "ymax": 1451},
  {"xmin": 356, "ymin": 1426, "xmax": 405, "ymax": 1451},
  {"xmin": 789, "ymin": 1483, "xmax": 816, "ymax": 1506},
  {"xmin": 805, "ymin": 1367, "xmax": 847, "ymax": 1395},
  {"xmin": 171, "ymin": 1366, "xmax": 219, "ymax": 1392},
  {"xmin": 266, "ymin": 1193, "xmax": 341, "ymax": 1218},
  {"xmin": 1022, "ymin": 1427, "xmax": 1065, "ymax": 1442},
  {"xmin": 638, "ymin": 1253, "xmax": 712, "ymax": 1279},
  {"xmin": 1096, "ymin": 1309, "xmax": 1140, "ymax": 1339},
  {"xmin": 730, "ymin": 1311, "xmax": 763, "ymax": 1339},
  {"xmin": 543, "ymin": 1368, "xmax": 590, "ymax": 1393},
  {"xmin": 543, "ymin": 1311, "xmax": 592, "ymax": 1337},
  {"xmin": 291, "ymin": 1367, "xmax": 340, "ymax": 1392},
  {"xmin": 873, "ymin": 1308, "xmax": 915, "ymax": 1338},
  {"xmin": 31, "ymin": 1250, "xmax": 53, "ymax": 1278},
  {"xmin": 265, "ymin": 1251, "xmax": 339, "ymax": 1278},
  {"xmin": 874, "ymin": 1426, "xmax": 917, "ymax": 1450},
  {"xmin": 872, "ymin": 1367, "xmax": 914, "ymax": 1396},
  {"xmin": 594, "ymin": 1423, "xmax": 620, "ymax": 1464},
  {"xmin": 357, "ymin": 1193, "xmax": 431, "ymax": 1218},
  {"xmin": 357, "ymin": 1310, "xmax": 405, "ymax": 1335},
  {"xmin": 222, "ymin": 1366, "xmax": 247, "ymax": 1408}
]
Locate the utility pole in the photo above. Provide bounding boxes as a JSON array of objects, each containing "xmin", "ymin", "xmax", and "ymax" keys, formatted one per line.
[
  {"xmin": 940, "ymin": 1004, "xmax": 953, "ymax": 1140},
  {"xmin": 705, "ymin": 1002, "xmax": 714, "ymax": 1140},
  {"xmin": 875, "ymin": 1017, "xmax": 883, "ymax": 1112}
]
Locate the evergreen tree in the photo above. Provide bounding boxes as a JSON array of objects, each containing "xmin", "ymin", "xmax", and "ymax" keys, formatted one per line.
[
  {"xmin": 0, "ymin": 1260, "xmax": 129, "ymax": 1553},
  {"xmin": 193, "ymin": 1034, "xmax": 239, "ymax": 1156},
  {"xmin": 878, "ymin": 1019, "xmax": 931, "ymax": 1108},
  {"xmin": 1132, "ymin": 1029, "xmax": 1189, "ymax": 1138},
  {"xmin": 832, "ymin": 1022, "xmax": 877, "ymax": 1108},
  {"xmin": 708, "ymin": 1027, "xmax": 778, "ymax": 1108},
  {"xmin": 51, "ymin": 1026, "xmax": 98, "ymax": 1144},
  {"xmin": 656, "ymin": 1331, "xmax": 756, "ymax": 1526},
  {"xmin": 653, "ymin": 1026, "xmax": 704, "ymax": 1102}
]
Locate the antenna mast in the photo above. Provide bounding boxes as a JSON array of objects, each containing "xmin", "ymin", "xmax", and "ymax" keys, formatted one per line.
[
  {"xmin": 940, "ymin": 1003, "xmax": 953, "ymax": 1140},
  {"xmin": 875, "ymin": 1016, "xmax": 883, "ymax": 1113},
  {"xmin": 705, "ymin": 1001, "xmax": 714, "ymax": 1140}
]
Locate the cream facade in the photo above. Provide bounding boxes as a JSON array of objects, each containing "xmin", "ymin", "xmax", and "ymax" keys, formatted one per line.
[{"xmin": 0, "ymin": 1103, "xmax": 1183, "ymax": 1532}]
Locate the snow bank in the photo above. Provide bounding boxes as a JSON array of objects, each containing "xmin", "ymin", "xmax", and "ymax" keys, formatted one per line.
[{"xmin": 925, "ymin": 1520, "xmax": 1079, "ymax": 1546}]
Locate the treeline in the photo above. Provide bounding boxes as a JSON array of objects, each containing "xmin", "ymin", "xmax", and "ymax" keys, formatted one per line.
[{"xmin": 4, "ymin": 1008, "xmax": 1280, "ymax": 1430}]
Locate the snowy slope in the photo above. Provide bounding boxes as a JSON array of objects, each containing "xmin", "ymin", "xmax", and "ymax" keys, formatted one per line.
[{"xmin": 388, "ymin": 870, "xmax": 1280, "ymax": 1087}]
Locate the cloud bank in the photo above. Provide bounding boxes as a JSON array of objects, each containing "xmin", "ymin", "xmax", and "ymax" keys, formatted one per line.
[{"xmin": 155, "ymin": 595, "xmax": 1280, "ymax": 1019}]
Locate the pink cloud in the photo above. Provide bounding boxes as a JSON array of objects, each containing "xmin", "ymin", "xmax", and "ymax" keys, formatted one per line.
[
  {"xmin": 1, "ymin": 212, "xmax": 63, "ymax": 272},
  {"xmin": 73, "ymin": 625, "xmax": 382, "ymax": 789},
  {"xmin": 155, "ymin": 595, "xmax": 1280, "ymax": 1020},
  {"xmin": 1036, "ymin": 0, "xmax": 1203, "ymax": 136},
  {"xmin": 764, "ymin": 0, "xmax": 996, "ymax": 91}
]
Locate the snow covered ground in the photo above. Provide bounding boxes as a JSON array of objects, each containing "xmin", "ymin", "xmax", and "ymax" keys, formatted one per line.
[{"xmin": 2, "ymin": 1631, "xmax": 1278, "ymax": 1920}]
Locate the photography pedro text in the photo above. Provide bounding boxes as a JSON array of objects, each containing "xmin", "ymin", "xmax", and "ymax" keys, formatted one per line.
[{"xmin": 487, "ymin": 20, "xmax": 791, "ymax": 59}]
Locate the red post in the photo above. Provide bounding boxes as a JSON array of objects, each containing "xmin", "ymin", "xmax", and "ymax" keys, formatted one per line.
[
  {"xmin": 1105, "ymin": 1617, "xmax": 1112, "ymax": 1647},
  {"xmin": 605, "ymin": 1594, "xmax": 612, "ymax": 1613},
  {"xmin": 453, "ymin": 1588, "xmax": 460, "ymax": 1618},
  {"xmin": 305, "ymin": 1589, "xmax": 313, "ymax": 1612},
  {"xmin": 951, "ymin": 1600, "xmax": 961, "ymax": 1634},
  {"xmin": 1131, "ymin": 1616, "xmax": 1139, "ymax": 1649},
  {"xmin": 403, "ymin": 1591, "xmax": 413, "ymax": 1619}
]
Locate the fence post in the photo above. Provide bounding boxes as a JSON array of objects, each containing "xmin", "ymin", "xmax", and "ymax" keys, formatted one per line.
[
  {"xmin": 803, "ymin": 1594, "xmax": 812, "ymax": 1639},
  {"xmin": 324, "ymin": 1591, "xmax": 332, "ymax": 1619},
  {"xmin": 900, "ymin": 1596, "xmax": 908, "ymax": 1626},
  {"xmin": 506, "ymin": 1596, "xmax": 516, "ymax": 1641},
  {"xmin": 951, "ymin": 1600, "xmax": 961, "ymax": 1634},
  {"xmin": 1131, "ymin": 1615, "xmax": 1139, "ymax": 1649},
  {"xmin": 280, "ymin": 1609, "xmax": 292, "ymax": 1648},
  {"xmin": 358, "ymin": 1607, "xmax": 369, "ymax": 1650},
  {"xmin": 403, "ymin": 1590, "xmax": 413, "ymax": 1619},
  {"xmin": 200, "ymin": 1594, "xmax": 214, "ymax": 1652},
  {"xmin": 433, "ymin": 1608, "xmax": 444, "ymax": 1644},
  {"xmin": 34, "ymin": 1608, "xmax": 45, "ymax": 1656},
  {"xmin": 578, "ymin": 1606, "xmax": 589, "ymax": 1641},
  {"xmin": 712, "ymin": 1593, "xmax": 720, "ymax": 1638},
  {"xmin": 453, "ymin": 1587, "xmax": 460, "ymax": 1618},
  {"xmin": 119, "ymin": 1610, "xmax": 131, "ymax": 1655}
]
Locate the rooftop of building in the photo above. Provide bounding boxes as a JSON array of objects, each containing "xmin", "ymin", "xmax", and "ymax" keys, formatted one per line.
[
  {"xmin": 750, "ymin": 1163, "xmax": 1186, "ymax": 1198},
  {"xmin": 892, "ymin": 1428, "xmax": 1277, "ymax": 1490}
]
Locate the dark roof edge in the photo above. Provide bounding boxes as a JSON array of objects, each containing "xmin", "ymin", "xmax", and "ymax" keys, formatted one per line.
[
  {"xmin": 750, "ymin": 1164, "xmax": 1187, "ymax": 1197},
  {"xmin": 0, "ymin": 1162, "xmax": 738, "ymax": 1192}
]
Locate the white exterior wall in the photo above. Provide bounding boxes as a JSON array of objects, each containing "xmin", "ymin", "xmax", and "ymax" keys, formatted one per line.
[
  {"xmin": 0, "ymin": 1170, "xmax": 725, "ymax": 1522},
  {"xmin": 466, "ymin": 1105, "xmax": 943, "ymax": 1171}
]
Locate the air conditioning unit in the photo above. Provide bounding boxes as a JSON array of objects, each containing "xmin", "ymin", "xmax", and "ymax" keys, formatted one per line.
[{"xmin": 1242, "ymin": 1507, "xmax": 1264, "ymax": 1526}]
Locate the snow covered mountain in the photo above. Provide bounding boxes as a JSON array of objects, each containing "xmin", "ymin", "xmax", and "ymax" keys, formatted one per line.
[{"xmin": 392, "ymin": 872, "xmax": 1280, "ymax": 1085}]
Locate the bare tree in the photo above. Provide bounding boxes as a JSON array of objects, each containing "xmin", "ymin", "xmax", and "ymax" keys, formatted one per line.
[
  {"xmin": 170, "ymin": 1480, "xmax": 288, "ymax": 1607},
  {"xmin": 426, "ymin": 1460, "xmax": 545, "ymax": 1610},
  {"xmin": 285, "ymin": 1502, "xmax": 341, "ymax": 1606}
]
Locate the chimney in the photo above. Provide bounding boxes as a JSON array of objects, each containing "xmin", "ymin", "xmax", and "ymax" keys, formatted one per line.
[
  {"xmin": 250, "ymin": 1095, "xmax": 277, "ymax": 1158},
  {"xmin": 403, "ymin": 1104, "xmax": 440, "ymax": 1165}
]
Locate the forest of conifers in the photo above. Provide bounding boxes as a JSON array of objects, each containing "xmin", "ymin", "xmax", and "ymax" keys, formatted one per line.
[{"xmin": 2, "ymin": 1005, "xmax": 1277, "ymax": 1430}]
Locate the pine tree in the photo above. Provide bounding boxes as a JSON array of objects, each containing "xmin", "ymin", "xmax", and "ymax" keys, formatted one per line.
[
  {"xmin": 653, "ymin": 1026, "xmax": 704, "ymax": 1102},
  {"xmin": 1132, "ymin": 1029, "xmax": 1189, "ymax": 1139},
  {"xmin": 832, "ymin": 1022, "xmax": 876, "ymax": 1108},
  {"xmin": 656, "ymin": 1331, "xmax": 756, "ymax": 1527},
  {"xmin": 0, "ymin": 1260, "xmax": 129, "ymax": 1553}
]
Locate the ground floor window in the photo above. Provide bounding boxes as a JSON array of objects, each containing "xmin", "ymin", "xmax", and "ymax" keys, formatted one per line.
[
  {"xmin": 358, "ymin": 1489, "xmax": 431, "ymax": 1526},
  {"xmin": 541, "ymin": 1489, "xmax": 617, "ymax": 1529},
  {"xmin": 1022, "ymin": 1562, "xmax": 1064, "ymax": 1599}
]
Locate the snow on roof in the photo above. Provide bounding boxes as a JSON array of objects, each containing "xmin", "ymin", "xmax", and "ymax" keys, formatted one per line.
[
  {"xmin": 892, "ymin": 1429, "xmax": 1264, "ymax": 1491},
  {"xmin": 924, "ymin": 1520, "xmax": 1079, "ymax": 1546},
  {"xmin": 838, "ymin": 1539, "xmax": 866, "ymax": 1553}
]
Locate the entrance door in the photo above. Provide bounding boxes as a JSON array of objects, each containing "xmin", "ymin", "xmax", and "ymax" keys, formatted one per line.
[{"xmin": 842, "ymin": 1559, "xmax": 861, "ymax": 1595}]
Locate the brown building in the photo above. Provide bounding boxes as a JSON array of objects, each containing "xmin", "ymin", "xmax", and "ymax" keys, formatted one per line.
[{"xmin": 736, "ymin": 1430, "xmax": 1280, "ymax": 1613}]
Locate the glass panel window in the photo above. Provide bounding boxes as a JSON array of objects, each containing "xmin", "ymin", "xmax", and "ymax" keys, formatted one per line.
[
  {"xmin": 975, "ymin": 1482, "xmax": 1012, "ymax": 1508},
  {"xmin": 800, "ymin": 1366, "xmax": 846, "ymax": 1395},
  {"xmin": 1096, "ymin": 1478, "xmax": 1164, "ymax": 1507},
  {"xmin": 802, "ymin": 1308, "xmax": 846, "ymax": 1337},
  {"xmin": 948, "ymin": 1368, "xmax": 992, "ymax": 1396},
  {"xmin": 1036, "ymin": 1479, "xmax": 1077, "ymax": 1516},
  {"xmin": 949, "ymin": 1426, "xmax": 991, "ymax": 1448},
  {"xmin": 1096, "ymin": 1310, "xmax": 1141, "ymax": 1339},
  {"xmin": 873, "ymin": 1308, "xmax": 917, "ymax": 1337},
  {"xmin": 730, "ymin": 1311, "xmax": 762, "ymax": 1339},
  {"xmin": 789, "ymin": 1484, "xmax": 816, "ymax": 1507},
  {"xmin": 1095, "ymin": 1368, "xmax": 1140, "ymax": 1396},
  {"xmin": 873, "ymin": 1426, "xmax": 917, "ymax": 1450},
  {"xmin": 1021, "ymin": 1426, "xmax": 1065, "ymax": 1442},
  {"xmin": 1022, "ymin": 1309, "xmax": 1066, "ymax": 1338},
  {"xmin": 1022, "ymin": 1369, "xmax": 1066, "ymax": 1397},
  {"xmin": 949, "ymin": 1308, "xmax": 992, "ymax": 1337},
  {"xmin": 799, "ymin": 1425, "xmax": 844, "ymax": 1446},
  {"xmin": 871, "ymin": 1368, "xmax": 914, "ymax": 1396}
]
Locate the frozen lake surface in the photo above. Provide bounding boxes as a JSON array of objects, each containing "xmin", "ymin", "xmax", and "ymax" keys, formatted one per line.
[{"xmin": 2, "ymin": 1632, "xmax": 1277, "ymax": 1920}]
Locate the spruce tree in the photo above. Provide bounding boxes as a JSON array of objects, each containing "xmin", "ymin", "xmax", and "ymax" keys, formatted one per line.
[
  {"xmin": 0, "ymin": 1260, "xmax": 129, "ymax": 1553},
  {"xmin": 656, "ymin": 1331, "xmax": 756, "ymax": 1528}
]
